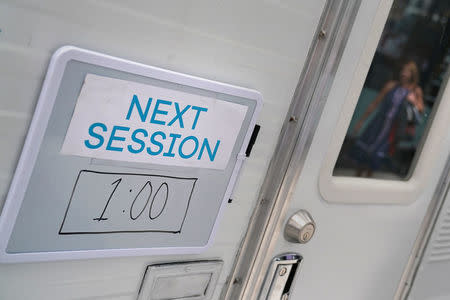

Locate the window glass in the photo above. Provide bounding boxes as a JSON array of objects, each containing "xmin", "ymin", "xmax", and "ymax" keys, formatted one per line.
[{"xmin": 333, "ymin": 0, "xmax": 449, "ymax": 179}]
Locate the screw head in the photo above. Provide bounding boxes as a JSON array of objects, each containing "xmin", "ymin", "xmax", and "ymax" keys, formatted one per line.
[
  {"xmin": 279, "ymin": 266, "xmax": 288, "ymax": 276},
  {"xmin": 318, "ymin": 29, "xmax": 326, "ymax": 39}
]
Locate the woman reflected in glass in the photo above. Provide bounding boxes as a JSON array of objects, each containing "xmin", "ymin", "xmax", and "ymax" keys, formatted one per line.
[{"xmin": 351, "ymin": 61, "xmax": 424, "ymax": 177}]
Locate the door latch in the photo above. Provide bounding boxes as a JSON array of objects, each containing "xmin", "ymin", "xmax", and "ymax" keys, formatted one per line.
[{"xmin": 259, "ymin": 253, "xmax": 302, "ymax": 300}]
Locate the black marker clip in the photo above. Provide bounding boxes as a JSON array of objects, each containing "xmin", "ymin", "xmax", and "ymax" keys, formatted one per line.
[{"xmin": 245, "ymin": 124, "xmax": 260, "ymax": 157}]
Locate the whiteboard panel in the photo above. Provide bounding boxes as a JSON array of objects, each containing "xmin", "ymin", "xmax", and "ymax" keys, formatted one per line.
[
  {"xmin": 0, "ymin": 46, "xmax": 261, "ymax": 262},
  {"xmin": 59, "ymin": 171, "xmax": 197, "ymax": 234}
]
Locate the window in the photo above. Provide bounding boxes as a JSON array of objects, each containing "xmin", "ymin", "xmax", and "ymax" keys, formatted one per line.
[{"xmin": 333, "ymin": 0, "xmax": 449, "ymax": 180}]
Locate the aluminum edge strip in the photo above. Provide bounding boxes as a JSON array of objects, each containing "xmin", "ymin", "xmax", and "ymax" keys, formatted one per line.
[{"xmin": 221, "ymin": 0, "xmax": 362, "ymax": 299}]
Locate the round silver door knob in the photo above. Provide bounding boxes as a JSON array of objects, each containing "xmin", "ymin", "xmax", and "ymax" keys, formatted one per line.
[{"xmin": 284, "ymin": 209, "xmax": 315, "ymax": 243}]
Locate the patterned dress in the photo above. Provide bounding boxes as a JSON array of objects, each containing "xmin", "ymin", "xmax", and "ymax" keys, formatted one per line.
[{"xmin": 352, "ymin": 85, "xmax": 410, "ymax": 170}]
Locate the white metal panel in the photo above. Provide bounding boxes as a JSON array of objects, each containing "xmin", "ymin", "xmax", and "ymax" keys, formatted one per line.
[{"xmin": 0, "ymin": 0, "xmax": 326, "ymax": 299}]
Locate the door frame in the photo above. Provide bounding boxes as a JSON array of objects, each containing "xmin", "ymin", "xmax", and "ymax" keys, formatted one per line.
[{"xmin": 221, "ymin": 0, "xmax": 363, "ymax": 298}]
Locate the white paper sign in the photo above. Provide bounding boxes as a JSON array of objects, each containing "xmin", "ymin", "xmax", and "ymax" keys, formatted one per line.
[{"xmin": 61, "ymin": 74, "xmax": 247, "ymax": 169}]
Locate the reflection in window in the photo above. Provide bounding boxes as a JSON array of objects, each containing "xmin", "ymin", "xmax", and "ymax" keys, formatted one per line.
[{"xmin": 333, "ymin": 0, "xmax": 449, "ymax": 180}]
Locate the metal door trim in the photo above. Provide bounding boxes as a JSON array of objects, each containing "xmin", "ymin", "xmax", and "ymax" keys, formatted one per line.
[{"xmin": 221, "ymin": 0, "xmax": 362, "ymax": 299}]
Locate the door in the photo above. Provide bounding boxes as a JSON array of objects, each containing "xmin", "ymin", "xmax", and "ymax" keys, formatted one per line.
[{"xmin": 224, "ymin": 0, "xmax": 450, "ymax": 299}]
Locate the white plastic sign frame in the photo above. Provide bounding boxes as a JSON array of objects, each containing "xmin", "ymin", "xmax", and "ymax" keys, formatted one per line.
[{"xmin": 0, "ymin": 46, "xmax": 262, "ymax": 262}]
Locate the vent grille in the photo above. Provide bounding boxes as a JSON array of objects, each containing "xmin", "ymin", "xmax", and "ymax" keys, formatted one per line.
[{"xmin": 429, "ymin": 207, "xmax": 450, "ymax": 262}]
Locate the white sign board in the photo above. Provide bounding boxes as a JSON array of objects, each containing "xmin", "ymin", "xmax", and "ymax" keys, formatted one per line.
[
  {"xmin": 0, "ymin": 46, "xmax": 261, "ymax": 262},
  {"xmin": 61, "ymin": 75, "xmax": 248, "ymax": 169}
]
